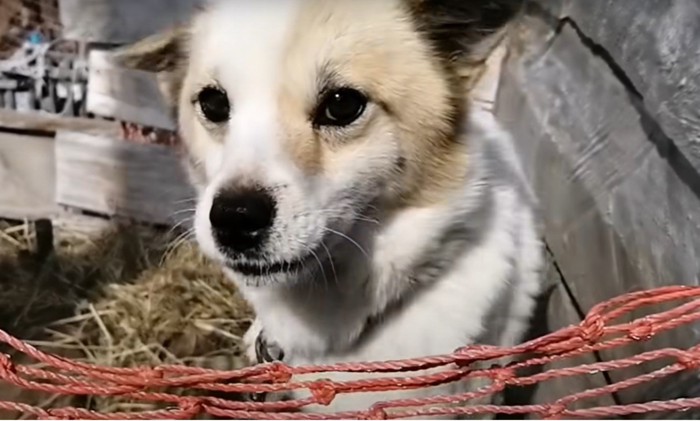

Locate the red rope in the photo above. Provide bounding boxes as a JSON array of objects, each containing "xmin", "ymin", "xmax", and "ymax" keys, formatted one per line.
[{"xmin": 0, "ymin": 286, "xmax": 699, "ymax": 419}]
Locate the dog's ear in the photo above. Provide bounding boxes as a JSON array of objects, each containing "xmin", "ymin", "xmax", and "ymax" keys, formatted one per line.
[
  {"xmin": 111, "ymin": 25, "xmax": 189, "ymax": 107},
  {"xmin": 408, "ymin": 0, "xmax": 523, "ymax": 65},
  {"xmin": 112, "ymin": 25, "xmax": 187, "ymax": 72}
]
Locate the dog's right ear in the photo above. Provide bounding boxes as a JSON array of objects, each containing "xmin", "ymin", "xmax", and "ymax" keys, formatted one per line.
[{"xmin": 111, "ymin": 26, "xmax": 189, "ymax": 107}]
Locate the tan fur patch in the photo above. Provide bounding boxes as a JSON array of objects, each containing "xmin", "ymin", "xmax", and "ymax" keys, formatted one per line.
[
  {"xmin": 274, "ymin": 0, "xmax": 469, "ymax": 200},
  {"xmin": 278, "ymin": 89, "xmax": 325, "ymax": 175}
]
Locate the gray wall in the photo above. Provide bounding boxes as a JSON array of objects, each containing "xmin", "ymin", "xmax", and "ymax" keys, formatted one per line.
[{"xmin": 495, "ymin": 0, "xmax": 700, "ymax": 404}]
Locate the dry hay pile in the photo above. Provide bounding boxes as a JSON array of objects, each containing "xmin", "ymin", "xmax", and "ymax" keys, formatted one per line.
[{"xmin": 0, "ymin": 218, "xmax": 253, "ymax": 416}]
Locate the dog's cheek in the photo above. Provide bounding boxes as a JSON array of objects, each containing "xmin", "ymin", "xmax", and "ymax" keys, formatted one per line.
[
  {"xmin": 193, "ymin": 186, "xmax": 224, "ymax": 261},
  {"xmin": 352, "ymin": 137, "xmax": 404, "ymax": 199},
  {"xmin": 180, "ymin": 153, "xmax": 208, "ymax": 192}
]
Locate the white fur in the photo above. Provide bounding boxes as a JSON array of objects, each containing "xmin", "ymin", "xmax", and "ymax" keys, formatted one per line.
[
  {"xmin": 173, "ymin": 1, "xmax": 543, "ymax": 414},
  {"xmin": 240, "ymin": 112, "xmax": 543, "ymax": 414},
  {"xmin": 186, "ymin": 0, "xmax": 310, "ymax": 265}
]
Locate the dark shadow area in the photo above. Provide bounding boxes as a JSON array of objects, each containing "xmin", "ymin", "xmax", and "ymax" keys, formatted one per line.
[
  {"xmin": 0, "ymin": 218, "xmax": 173, "ymax": 345},
  {"xmin": 497, "ymin": 280, "xmax": 556, "ymax": 419}
]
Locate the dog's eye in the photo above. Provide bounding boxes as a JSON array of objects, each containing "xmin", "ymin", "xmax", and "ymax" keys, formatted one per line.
[
  {"xmin": 314, "ymin": 88, "xmax": 368, "ymax": 127},
  {"xmin": 198, "ymin": 87, "xmax": 230, "ymax": 123}
]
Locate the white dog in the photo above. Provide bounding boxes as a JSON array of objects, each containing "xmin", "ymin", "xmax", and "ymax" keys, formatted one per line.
[{"xmin": 117, "ymin": 0, "xmax": 542, "ymax": 414}]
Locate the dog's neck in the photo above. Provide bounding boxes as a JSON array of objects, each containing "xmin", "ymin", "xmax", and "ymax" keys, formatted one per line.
[{"xmin": 232, "ymin": 217, "xmax": 385, "ymax": 359}]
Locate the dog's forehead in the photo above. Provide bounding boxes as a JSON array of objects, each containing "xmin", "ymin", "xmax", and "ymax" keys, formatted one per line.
[
  {"xmin": 189, "ymin": 1, "xmax": 302, "ymax": 93},
  {"xmin": 188, "ymin": 0, "xmax": 410, "ymax": 90}
]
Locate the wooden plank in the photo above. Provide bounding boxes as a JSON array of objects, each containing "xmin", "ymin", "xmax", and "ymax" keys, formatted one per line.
[
  {"xmin": 55, "ymin": 131, "xmax": 195, "ymax": 225},
  {"xmin": 495, "ymin": 13, "xmax": 700, "ymax": 404},
  {"xmin": 58, "ymin": 0, "xmax": 203, "ymax": 44},
  {"xmin": 0, "ymin": 132, "xmax": 58, "ymax": 219},
  {"xmin": 534, "ymin": 0, "xmax": 700, "ymax": 183},
  {"xmin": 531, "ymin": 256, "xmax": 616, "ymax": 410},
  {"xmin": 52, "ymin": 211, "xmax": 118, "ymax": 237},
  {"xmin": 87, "ymin": 49, "xmax": 176, "ymax": 130},
  {"xmin": 497, "ymin": 16, "xmax": 677, "ymax": 321},
  {"xmin": 0, "ymin": 109, "xmax": 120, "ymax": 137},
  {"xmin": 570, "ymin": 1, "xmax": 700, "ymax": 175}
]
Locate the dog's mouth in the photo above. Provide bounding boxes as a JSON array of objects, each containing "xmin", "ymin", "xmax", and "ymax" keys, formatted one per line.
[
  {"xmin": 226, "ymin": 252, "xmax": 318, "ymax": 277},
  {"xmin": 222, "ymin": 204, "xmax": 376, "ymax": 279}
]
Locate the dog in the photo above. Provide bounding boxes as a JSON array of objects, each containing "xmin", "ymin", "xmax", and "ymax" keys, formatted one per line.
[{"xmin": 116, "ymin": 0, "xmax": 543, "ymax": 415}]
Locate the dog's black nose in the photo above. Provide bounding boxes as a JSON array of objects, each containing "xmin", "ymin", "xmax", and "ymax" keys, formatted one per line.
[{"xmin": 210, "ymin": 187, "xmax": 276, "ymax": 254}]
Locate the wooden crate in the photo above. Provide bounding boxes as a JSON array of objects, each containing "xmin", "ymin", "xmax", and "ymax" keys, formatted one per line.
[
  {"xmin": 55, "ymin": 130, "xmax": 193, "ymax": 225},
  {"xmin": 87, "ymin": 49, "xmax": 176, "ymax": 130},
  {"xmin": 0, "ymin": 108, "xmax": 192, "ymax": 226}
]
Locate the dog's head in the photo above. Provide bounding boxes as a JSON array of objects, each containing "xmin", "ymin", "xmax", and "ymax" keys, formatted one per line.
[{"xmin": 116, "ymin": 0, "xmax": 520, "ymax": 286}]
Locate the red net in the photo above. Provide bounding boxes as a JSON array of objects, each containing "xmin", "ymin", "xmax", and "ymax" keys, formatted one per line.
[{"xmin": 0, "ymin": 286, "xmax": 699, "ymax": 419}]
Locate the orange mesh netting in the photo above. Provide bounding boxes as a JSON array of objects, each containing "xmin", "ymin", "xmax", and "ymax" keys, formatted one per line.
[{"xmin": 1, "ymin": 285, "xmax": 700, "ymax": 420}]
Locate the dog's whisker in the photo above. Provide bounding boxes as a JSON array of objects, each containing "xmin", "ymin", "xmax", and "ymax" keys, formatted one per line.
[
  {"xmin": 292, "ymin": 208, "xmax": 380, "ymax": 226},
  {"xmin": 169, "ymin": 228, "xmax": 195, "ymax": 250},
  {"xmin": 353, "ymin": 215, "xmax": 380, "ymax": 225},
  {"xmin": 173, "ymin": 233, "xmax": 194, "ymax": 250},
  {"xmin": 293, "ymin": 209, "xmax": 340, "ymax": 218},
  {"xmin": 289, "ymin": 238, "xmax": 331, "ymax": 288},
  {"xmin": 174, "ymin": 197, "xmax": 198, "ymax": 205},
  {"xmin": 161, "ymin": 228, "xmax": 196, "ymax": 263},
  {"xmin": 170, "ymin": 208, "xmax": 197, "ymax": 217},
  {"xmin": 308, "ymin": 248, "xmax": 329, "ymax": 288},
  {"xmin": 320, "ymin": 241, "xmax": 339, "ymax": 287},
  {"xmin": 167, "ymin": 217, "xmax": 194, "ymax": 238},
  {"xmin": 324, "ymin": 228, "xmax": 370, "ymax": 261}
]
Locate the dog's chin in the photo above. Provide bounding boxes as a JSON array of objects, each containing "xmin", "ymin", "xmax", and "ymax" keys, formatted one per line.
[
  {"xmin": 223, "ymin": 267, "xmax": 295, "ymax": 287},
  {"xmin": 222, "ymin": 251, "xmax": 320, "ymax": 288}
]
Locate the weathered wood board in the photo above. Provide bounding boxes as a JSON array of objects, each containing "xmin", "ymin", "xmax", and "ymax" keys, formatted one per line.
[
  {"xmin": 550, "ymin": 0, "xmax": 700, "ymax": 174},
  {"xmin": 58, "ymin": 0, "xmax": 204, "ymax": 44},
  {"xmin": 0, "ymin": 109, "xmax": 119, "ymax": 136},
  {"xmin": 87, "ymin": 49, "xmax": 175, "ymax": 130},
  {"xmin": 531, "ymin": 253, "xmax": 616, "ymax": 410},
  {"xmin": 0, "ymin": 133, "xmax": 58, "ymax": 219},
  {"xmin": 52, "ymin": 211, "xmax": 117, "ymax": 237},
  {"xmin": 55, "ymin": 131, "xmax": 195, "ymax": 225},
  {"xmin": 495, "ymin": 4, "xmax": 700, "ymax": 403}
]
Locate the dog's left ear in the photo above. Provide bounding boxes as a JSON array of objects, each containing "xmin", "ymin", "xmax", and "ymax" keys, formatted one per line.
[
  {"xmin": 110, "ymin": 25, "xmax": 189, "ymax": 108},
  {"xmin": 112, "ymin": 25, "xmax": 187, "ymax": 73},
  {"xmin": 408, "ymin": 0, "xmax": 523, "ymax": 65}
]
